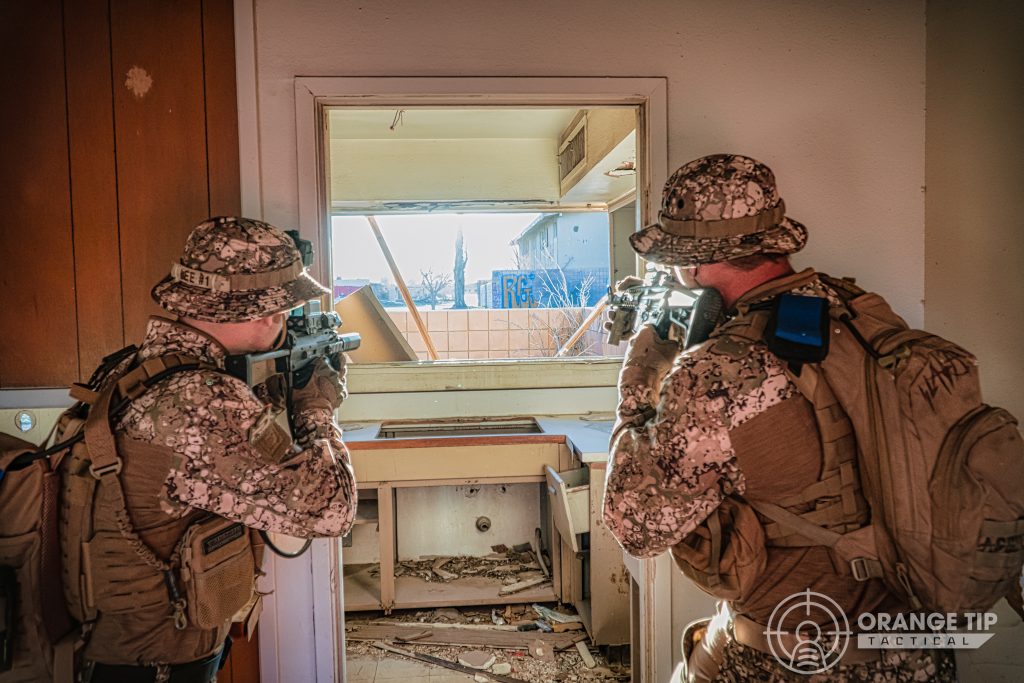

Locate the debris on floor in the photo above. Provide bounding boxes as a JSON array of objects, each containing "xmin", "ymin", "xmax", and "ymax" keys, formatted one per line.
[
  {"xmin": 346, "ymin": 605, "xmax": 629, "ymax": 682},
  {"xmin": 459, "ymin": 650, "xmax": 497, "ymax": 669},
  {"xmin": 528, "ymin": 639, "xmax": 555, "ymax": 663},
  {"xmin": 387, "ymin": 547, "xmax": 547, "ymax": 586}
]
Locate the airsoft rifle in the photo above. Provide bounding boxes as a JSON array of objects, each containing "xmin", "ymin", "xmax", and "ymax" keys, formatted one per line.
[{"xmin": 605, "ymin": 270, "xmax": 725, "ymax": 349}]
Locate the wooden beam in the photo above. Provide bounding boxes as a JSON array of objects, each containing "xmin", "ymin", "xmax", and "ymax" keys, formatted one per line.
[
  {"xmin": 366, "ymin": 216, "xmax": 439, "ymax": 360},
  {"xmin": 555, "ymin": 296, "xmax": 608, "ymax": 357},
  {"xmin": 347, "ymin": 624, "xmax": 581, "ymax": 650},
  {"xmin": 372, "ymin": 641, "xmax": 528, "ymax": 683},
  {"xmin": 377, "ymin": 483, "xmax": 395, "ymax": 613}
]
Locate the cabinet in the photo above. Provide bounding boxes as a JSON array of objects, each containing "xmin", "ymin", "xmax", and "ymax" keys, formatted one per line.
[{"xmin": 339, "ymin": 417, "xmax": 630, "ymax": 646}]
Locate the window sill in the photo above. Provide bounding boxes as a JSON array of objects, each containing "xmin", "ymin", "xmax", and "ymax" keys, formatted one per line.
[{"xmin": 347, "ymin": 356, "xmax": 621, "ymax": 393}]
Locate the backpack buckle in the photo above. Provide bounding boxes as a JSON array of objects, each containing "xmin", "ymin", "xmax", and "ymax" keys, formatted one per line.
[
  {"xmin": 849, "ymin": 557, "xmax": 875, "ymax": 581},
  {"xmin": 89, "ymin": 457, "xmax": 123, "ymax": 479}
]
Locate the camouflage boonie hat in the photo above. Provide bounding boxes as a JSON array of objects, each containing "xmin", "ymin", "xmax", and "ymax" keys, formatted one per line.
[
  {"xmin": 629, "ymin": 154, "xmax": 808, "ymax": 267},
  {"xmin": 152, "ymin": 216, "xmax": 329, "ymax": 323}
]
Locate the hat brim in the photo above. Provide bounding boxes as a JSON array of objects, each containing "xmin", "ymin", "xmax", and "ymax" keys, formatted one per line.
[
  {"xmin": 628, "ymin": 216, "xmax": 808, "ymax": 267},
  {"xmin": 151, "ymin": 271, "xmax": 330, "ymax": 323}
]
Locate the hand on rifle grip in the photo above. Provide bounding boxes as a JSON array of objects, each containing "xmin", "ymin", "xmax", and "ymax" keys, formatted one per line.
[{"xmin": 291, "ymin": 356, "xmax": 347, "ymax": 412}]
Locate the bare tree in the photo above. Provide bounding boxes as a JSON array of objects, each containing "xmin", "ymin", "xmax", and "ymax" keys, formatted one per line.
[
  {"xmin": 522, "ymin": 246, "xmax": 598, "ymax": 357},
  {"xmin": 452, "ymin": 229, "xmax": 468, "ymax": 309},
  {"xmin": 419, "ymin": 269, "xmax": 452, "ymax": 310}
]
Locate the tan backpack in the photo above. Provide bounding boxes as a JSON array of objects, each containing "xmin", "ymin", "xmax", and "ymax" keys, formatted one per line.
[
  {"xmin": 0, "ymin": 346, "xmax": 138, "ymax": 682},
  {"xmin": 0, "ymin": 348, "xmax": 215, "ymax": 681},
  {"xmin": 0, "ymin": 432, "xmax": 77, "ymax": 683},
  {"xmin": 731, "ymin": 273, "xmax": 1024, "ymax": 615}
]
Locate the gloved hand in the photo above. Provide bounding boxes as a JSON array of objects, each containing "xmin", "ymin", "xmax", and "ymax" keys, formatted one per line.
[
  {"xmin": 290, "ymin": 355, "xmax": 348, "ymax": 413},
  {"xmin": 602, "ymin": 276, "xmax": 645, "ymax": 337},
  {"xmin": 615, "ymin": 324, "xmax": 681, "ymax": 431}
]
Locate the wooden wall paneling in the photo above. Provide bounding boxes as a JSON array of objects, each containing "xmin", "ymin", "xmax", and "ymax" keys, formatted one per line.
[
  {"xmin": 65, "ymin": 0, "xmax": 126, "ymax": 379},
  {"xmin": 0, "ymin": 1, "xmax": 79, "ymax": 387},
  {"xmin": 218, "ymin": 625, "xmax": 261, "ymax": 683},
  {"xmin": 110, "ymin": 0, "xmax": 211, "ymax": 341},
  {"xmin": 202, "ymin": 0, "xmax": 242, "ymax": 218}
]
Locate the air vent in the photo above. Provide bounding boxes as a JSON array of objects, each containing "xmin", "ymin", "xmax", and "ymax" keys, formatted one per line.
[
  {"xmin": 558, "ymin": 116, "xmax": 587, "ymax": 182},
  {"xmin": 377, "ymin": 418, "xmax": 542, "ymax": 439}
]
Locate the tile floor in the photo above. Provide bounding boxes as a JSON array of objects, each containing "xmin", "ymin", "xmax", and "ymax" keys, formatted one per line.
[{"xmin": 347, "ymin": 654, "xmax": 474, "ymax": 682}]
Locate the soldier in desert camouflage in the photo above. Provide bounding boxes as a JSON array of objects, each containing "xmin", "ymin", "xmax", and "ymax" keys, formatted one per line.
[
  {"xmin": 602, "ymin": 155, "xmax": 955, "ymax": 681},
  {"xmin": 62, "ymin": 217, "xmax": 356, "ymax": 682}
]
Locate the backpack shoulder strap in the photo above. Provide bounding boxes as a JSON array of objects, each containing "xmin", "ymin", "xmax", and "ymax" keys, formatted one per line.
[
  {"xmin": 719, "ymin": 275, "xmax": 876, "ymax": 575},
  {"xmin": 707, "ymin": 269, "xmax": 823, "ymax": 349},
  {"xmin": 85, "ymin": 353, "xmax": 209, "ymax": 476},
  {"xmin": 80, "ymin": 353, "xmax": 213, "ymax": 631}
]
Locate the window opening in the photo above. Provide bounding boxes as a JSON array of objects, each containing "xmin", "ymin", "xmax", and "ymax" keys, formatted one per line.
[{"xmin": 326, "ymin": 106, "xmax": 638, "ymax": 364}]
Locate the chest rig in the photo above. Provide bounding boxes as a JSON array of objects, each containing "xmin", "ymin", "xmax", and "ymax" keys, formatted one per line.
[{"xmin": 58, "ymin": 352, "xmax": 264, "ymax": 666}]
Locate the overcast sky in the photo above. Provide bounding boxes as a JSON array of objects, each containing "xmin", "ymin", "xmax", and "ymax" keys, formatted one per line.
[{"xmin": 331, "ymin": 213, "xmax": 541, "ymax": 286}]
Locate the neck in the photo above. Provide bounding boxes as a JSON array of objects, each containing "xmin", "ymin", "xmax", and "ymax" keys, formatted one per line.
[
  {"xmin": 180, "ymin": 316, "xmax": 242, "ymax": 354},
  {"xmin": 697, "ymin": 259, "xmax": 795, "ymax": 309}
]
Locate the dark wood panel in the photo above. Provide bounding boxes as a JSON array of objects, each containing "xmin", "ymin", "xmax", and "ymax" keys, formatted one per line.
[
  {"xmin": 202, "ymin": 0, "xmax": 241, "ymax": 217},
  {"xmin": 0, "ymin": 0, "xmax": 79, "ymax": 387},
  {"xmin": 218, "ymin": 624, "xmax": 261, "ymax": 683},
  {"xmin": 65, "ymin": 0, "xmax": 126, "ymax": 379},
  {"xmin": 110, "ymin": 0, "xmax": 210, "ymax": 341}
]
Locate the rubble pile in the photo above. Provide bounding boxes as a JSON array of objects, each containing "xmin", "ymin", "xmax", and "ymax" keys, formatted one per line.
[
  {"xmin": 386, "ymin": 545, "xmax": 545, "ymax": 586},
  {"xmin": 345, "ymin": 604, "xmax": 630, "ymax": 682}
]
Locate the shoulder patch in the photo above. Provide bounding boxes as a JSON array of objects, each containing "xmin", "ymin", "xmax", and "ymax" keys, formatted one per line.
[
  {"xmin": 711, "ymin": 335, "xmax": 752, "ymax": 360},
  {"xmin": 249, "ymin": 409, "xmax": 293, "ymax": 464}
]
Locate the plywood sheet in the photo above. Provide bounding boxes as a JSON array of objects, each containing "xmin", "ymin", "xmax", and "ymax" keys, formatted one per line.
[
  {"xmin": 350, "ymin": 442, "xmax": 564, "ymax": 483},
  {"xmin": 65, "ymin": 0, "xmax": 125, "ymax": 378},
  {"xmin": 0, "ymin": 0, "xmax": 78, "ymax": 387},
  {"xmin": 202, "ymin": 0, "xmax": 241, "ymax": 217},
  {"xmin": 111, "ymin": 0, "xmax": 209, "ymax": 340}
]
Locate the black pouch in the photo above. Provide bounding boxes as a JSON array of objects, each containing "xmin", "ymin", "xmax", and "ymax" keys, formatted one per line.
[
  {"xmin": 764, "ymin": 294, "xmax": 830, "ymax": 366},
  {"xmin": 0, "ymin": 565, "xmax": 15, "ymax": 671}
]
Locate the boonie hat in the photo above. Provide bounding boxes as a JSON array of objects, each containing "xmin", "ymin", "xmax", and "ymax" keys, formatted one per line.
[
  {"xmin": 629, "ymin": 154, "xmax": 807, "ymax": 267},
  {"xmin": 152, "ymin": 216, "xmax": 329, "ymax": 323}
]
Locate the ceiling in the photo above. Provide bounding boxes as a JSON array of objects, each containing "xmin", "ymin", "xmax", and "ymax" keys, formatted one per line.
[
  {"xmin": 327, "ymin": 107, "xmax": 635, "ymax": 209},
  {"xmin": 328, "ymin": 108, "xmax": 580, "ymax": 140}
]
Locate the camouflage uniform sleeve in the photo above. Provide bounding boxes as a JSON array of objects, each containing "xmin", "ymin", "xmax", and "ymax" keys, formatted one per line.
[
  {"xmin": 121, "ymin": 369, "xmax": 356, "ymax": 538},
  {"xmin": 602, "ymin": 342, "xmax": 794, "ymax": 558}
]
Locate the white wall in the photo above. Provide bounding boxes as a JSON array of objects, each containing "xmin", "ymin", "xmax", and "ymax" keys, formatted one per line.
[
  {"xmin": 395, "ymin": 484, "xmax": 541, "ymax": 559},
  {"xmin": 330, "ymin": 138, "xmax": 559, "ymax": 202},
  {"xmin": 252, "ymin": 0, "xmax": 926, "ymax": 323},
  {"xmin": 924, "ymin": 0, "xmax": 1024, "ymax": 420},
  {"xmin": 243, "ymin": 1, "xmax": 927, "ymax": 680}
]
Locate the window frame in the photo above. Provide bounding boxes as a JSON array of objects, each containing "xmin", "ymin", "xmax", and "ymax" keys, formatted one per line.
[{"xmin": 294, "ymin": 77, "xmax": 667, "ymax": 382}]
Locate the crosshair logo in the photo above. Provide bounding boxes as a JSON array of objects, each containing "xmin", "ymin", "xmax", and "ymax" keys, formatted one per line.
[{"xmin": 765, "ymin": 589, "xmax": 852, "ymax": 674}]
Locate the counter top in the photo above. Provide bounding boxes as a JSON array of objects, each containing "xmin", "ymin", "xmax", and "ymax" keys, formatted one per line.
[{"xmin": 339, "ymin": 414, "xmax": 614, "ymax": 464}]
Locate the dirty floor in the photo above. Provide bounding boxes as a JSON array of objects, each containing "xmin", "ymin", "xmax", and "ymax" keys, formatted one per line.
[{"xmin": 344, "ymin": 605, "xmax": 629, "ymax": 683}]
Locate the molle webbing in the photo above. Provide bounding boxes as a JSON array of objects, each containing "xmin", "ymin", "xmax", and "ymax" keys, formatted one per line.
[
  {"xmin": 72, "ymin": 355, "xmax": 211, "ymax": 627},
  {"xmin": 760, "ymin": 365, "xmax": 869, "ymax": 547},
  {"xmin": 710, "ymin": 272, "xmax": 871, "ymax": 552}
]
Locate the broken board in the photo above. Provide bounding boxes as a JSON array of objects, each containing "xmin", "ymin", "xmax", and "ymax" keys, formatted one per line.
[{"xmin": 346, "ymin": 623, "xmax": 585, "ymax": 650}]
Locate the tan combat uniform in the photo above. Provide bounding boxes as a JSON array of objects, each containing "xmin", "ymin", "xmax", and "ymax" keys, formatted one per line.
[
  {"xmin": 119, "ymin": 317, "xmax": 356, "ymax": 539},
  {"xmin": 69, "ymin": 317, "xmax": 356, "ymax": 668},
  {"xmin": 58, "ymin": 217, "xmax": 357, "ymax": 678},
  {"xmin": 603, "ymin": 270, "xmax": 955, "ymax": 682}
]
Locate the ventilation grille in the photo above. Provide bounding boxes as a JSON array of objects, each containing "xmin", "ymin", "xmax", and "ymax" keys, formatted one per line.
[
  {"xmin": 377, "ymin": 418, "xmax": 542, "ymax": 439},
  {"xmin": 558, "ymin": 120, "xmax": 587, "ymax": 182}
]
